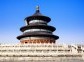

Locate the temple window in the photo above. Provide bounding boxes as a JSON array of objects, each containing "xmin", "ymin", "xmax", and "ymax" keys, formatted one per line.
[{"xmin": 29, "ymin": 20, "xmax": 46, "ymax": 24}]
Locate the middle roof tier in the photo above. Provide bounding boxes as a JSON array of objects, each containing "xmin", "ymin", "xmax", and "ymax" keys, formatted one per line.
[{"xmin": 20, "ymin": 25, "xmax": 56, "ymax": 32}]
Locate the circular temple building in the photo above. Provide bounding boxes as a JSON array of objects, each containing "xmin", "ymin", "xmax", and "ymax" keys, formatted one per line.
[{"xmin": 17, "ymin": 6, "xmax": 59, "ymax": 44}]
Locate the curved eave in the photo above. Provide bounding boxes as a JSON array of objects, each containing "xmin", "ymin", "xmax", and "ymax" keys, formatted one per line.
[
  {"xmin": 20, "ymin": 25, "xmax": 56, "ymax": 32},
  {"xmin": 25, "ymin": 16, "xmax": 51, "ymax": 23},
  {"xmin": 17, "ymin": 33, "xmax": 59, "ymax": 40}
]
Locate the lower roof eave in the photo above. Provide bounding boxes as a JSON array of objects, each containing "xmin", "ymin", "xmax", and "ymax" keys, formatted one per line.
[{"xmin": 17, "ymin": 35, "xmax": 59, "ymax": 40}]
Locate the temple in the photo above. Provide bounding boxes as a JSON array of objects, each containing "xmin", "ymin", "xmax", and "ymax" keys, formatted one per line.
[
  {"xmin": 17, "ymin": 6, "xmax": 59, "ymax": 44},
  {"xmin": 0, "ymin": 6, "xmax": 83, "ymax": 62}
]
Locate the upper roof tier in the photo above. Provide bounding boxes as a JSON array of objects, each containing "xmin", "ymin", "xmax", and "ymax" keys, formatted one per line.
[{"xmin": 25, "ymin": 6, "xmax": 51, "ymax": 23}]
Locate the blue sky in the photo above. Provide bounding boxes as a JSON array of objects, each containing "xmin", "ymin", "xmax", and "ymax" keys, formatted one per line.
[{"xmin": 0, "ymin": 0, "xmax": 84, "ymax": 44}]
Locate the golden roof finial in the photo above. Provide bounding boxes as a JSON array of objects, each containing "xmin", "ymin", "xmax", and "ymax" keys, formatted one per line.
[{"xmin": 36, "ymin": 6, "xmax": 39, "ymax": 10}]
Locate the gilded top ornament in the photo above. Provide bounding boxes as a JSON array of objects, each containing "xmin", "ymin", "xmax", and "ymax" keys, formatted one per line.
[{"xmin": 36, "ymin": 6, "xmax": 39, "ymax": 10}]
